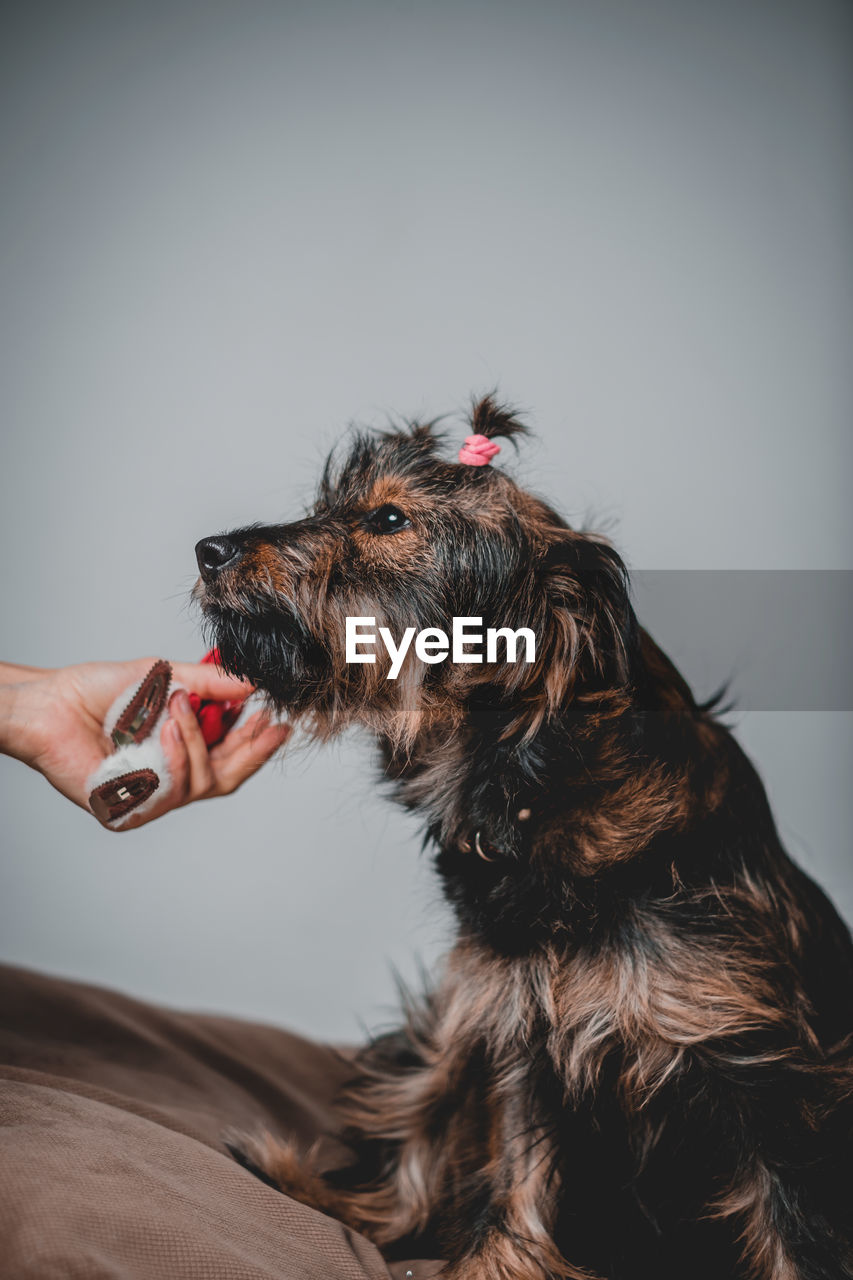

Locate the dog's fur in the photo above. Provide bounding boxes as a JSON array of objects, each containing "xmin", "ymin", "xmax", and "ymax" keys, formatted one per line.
[{"xmin": 196, "ymin": 398, "xmax": 853, "ymax": 1280}]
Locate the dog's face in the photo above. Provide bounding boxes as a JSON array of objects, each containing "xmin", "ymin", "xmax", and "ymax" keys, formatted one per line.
[{"xmin": 194, "ymin": 400, "xmax": 634, "ymax": 745}]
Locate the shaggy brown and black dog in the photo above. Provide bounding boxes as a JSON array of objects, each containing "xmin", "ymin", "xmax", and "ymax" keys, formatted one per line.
[{"xmin": 195, "ymin": 398, "xmax": 853, "ymax": 1280}]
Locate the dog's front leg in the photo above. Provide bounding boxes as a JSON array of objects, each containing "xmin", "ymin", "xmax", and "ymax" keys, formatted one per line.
[
  {"xmin": 427, "ymin": 1070, "xmax": 594, "ymax": 1280},
  {"xmin": 227, "ymin": 1039, "xmax": 591, "ymax": 1279},
  {"xmin": 624, "ymin": 1049, "xmax": 853, "ymax": 1280},
  {"xmin": 437, "ymin": 1184, "xmax": 597, "ymax": 1280},
  {"xmin": 706, "ymin": 1148, "xmax": 853, "ymax": 1280}
]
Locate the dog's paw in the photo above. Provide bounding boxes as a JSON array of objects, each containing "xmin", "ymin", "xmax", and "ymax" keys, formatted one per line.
[
  {"xmin": 224, "ymin": 1129, "xmax": 339, "ymax": 1216},
  {"xmin": 224, "ymin": 1130, "xmax": 289, "ymax": 1192}
]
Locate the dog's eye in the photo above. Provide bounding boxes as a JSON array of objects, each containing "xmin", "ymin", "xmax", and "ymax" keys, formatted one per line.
[{"xmin": 366, "ymin": 504, "xmax": 411, "ymax": 535}]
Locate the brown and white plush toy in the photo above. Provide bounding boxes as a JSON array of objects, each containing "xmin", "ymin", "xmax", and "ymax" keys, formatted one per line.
[{"xmin": 87, "ymin": 651, "xmax": 246, "ymax": 828}]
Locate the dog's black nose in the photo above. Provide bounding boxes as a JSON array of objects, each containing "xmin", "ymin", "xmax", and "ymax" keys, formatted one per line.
[{"xmin": 195, "ymin": 536, "xmax": 241, "ymax": 580}]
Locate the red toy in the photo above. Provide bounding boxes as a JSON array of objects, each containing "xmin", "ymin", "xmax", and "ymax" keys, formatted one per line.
[{"xmin": 192, "ymin": 648, "xmax": 245, "ymax": 745}]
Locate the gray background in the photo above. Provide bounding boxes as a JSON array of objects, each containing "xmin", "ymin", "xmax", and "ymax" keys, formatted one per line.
[{"xmin": 1, "ymin": 0, "xmax": 850, "ymax": 1041}]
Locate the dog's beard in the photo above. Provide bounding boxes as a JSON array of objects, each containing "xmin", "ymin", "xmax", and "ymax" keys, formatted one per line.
[
  {"xmin": 202, "ymin": 603, "xmax": 330, "ymax": 712},
  {"xmin": 202, "ymin": 598, "xmax": 437, "ymax": 747}
]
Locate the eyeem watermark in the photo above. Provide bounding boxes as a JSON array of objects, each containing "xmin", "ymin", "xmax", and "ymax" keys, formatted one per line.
[{"xmin": 346, "ymin": 617, "xmax": 537, "ymax": 680}]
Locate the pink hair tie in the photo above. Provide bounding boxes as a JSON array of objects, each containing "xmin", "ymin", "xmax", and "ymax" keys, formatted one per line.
[{"xmin": 458, "ymin": 434, "xmax": 501, "ymax": 466}]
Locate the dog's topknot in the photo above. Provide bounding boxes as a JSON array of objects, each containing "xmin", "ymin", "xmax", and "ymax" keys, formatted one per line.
[{"xmin": 468, "ymin": 392, "xmax": 529, "ymax": 445}]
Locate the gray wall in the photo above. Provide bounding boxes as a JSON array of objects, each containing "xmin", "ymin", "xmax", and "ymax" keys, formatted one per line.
[{"xmin": 1, "ymin": 0, "xmax": 850, "ymax": 1041}]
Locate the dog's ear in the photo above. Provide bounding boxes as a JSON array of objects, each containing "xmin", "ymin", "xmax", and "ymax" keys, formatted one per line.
[
  {"xmin": 531, "ymin": 532, "xmax": 638, "ymax": 722},
  {"xmin": 469, "ymin": 392, "xmax": 529, "ymax": 446}
]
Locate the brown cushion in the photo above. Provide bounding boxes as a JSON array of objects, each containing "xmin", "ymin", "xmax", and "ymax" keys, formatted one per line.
[{"xmin": 0, "ymin": 965, "xmax": 437, "ymax": 1279}]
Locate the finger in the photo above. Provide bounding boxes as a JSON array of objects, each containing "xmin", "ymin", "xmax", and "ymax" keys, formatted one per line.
[
  {"xmin": 211, "ymin": 719, "xmax": 291, "ymax": 794},
  {"xmin": 208, "ymin": 708, "xmax": 288, "ymax": 762},
  {"xmin": 159, "ymin": 714, "xmax": 191, "ymax": 806},
  {"xmin": 169, "ymin": 689, "xmax": 215, "ymax": 797},
  {"xmin": 171, "ymin": 661, "xmax": 254, "ymax": 703}
]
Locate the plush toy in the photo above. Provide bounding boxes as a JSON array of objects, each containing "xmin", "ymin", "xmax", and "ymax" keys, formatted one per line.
[{"xmin": 87, "ymin": 650, "xmax": 245, "ymax": 828}]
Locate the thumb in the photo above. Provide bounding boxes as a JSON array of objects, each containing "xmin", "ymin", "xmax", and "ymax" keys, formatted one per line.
[{"xmin": 170, "ymin": 661, "xmax": 254, "ymax": 703}]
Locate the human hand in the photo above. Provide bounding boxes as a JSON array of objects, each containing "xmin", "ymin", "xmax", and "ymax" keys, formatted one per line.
[{"xmin": 0, "ymin": 658, "xmax": 291, "ymax": 830}]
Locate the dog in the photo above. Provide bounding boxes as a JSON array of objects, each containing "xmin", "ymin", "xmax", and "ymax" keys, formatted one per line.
[{"xmin": 194, "ymin": 397, "xmax": 853, "ymax": 1280}]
